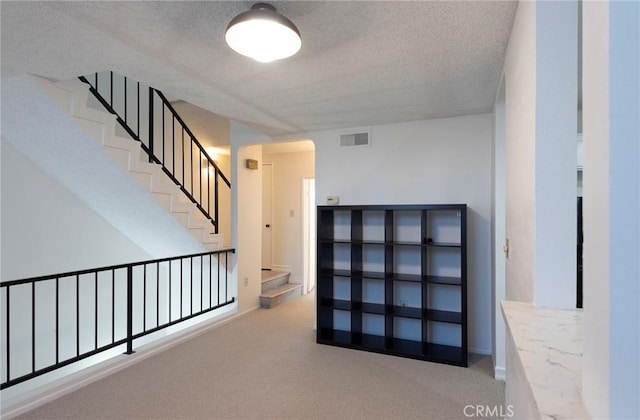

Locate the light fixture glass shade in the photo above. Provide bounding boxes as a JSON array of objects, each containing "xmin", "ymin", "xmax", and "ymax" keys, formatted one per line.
[{"xmin": 225, "ymin": 3, "xmax": 301, "ymax": 63}]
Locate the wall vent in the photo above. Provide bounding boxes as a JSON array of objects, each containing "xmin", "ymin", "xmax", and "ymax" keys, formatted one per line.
[{"xmin": 340, "ymin": 132, "xmax": 370, "ymax": 147}]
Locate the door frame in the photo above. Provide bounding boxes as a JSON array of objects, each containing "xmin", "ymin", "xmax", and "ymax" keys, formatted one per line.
[{"xmin": 262, "ymin": 162, "xmax": 274, "ymax": 270}]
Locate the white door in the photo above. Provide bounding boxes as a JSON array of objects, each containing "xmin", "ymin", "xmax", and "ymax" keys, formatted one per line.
[
  {"xmin": 262, "ymin": 163, "xmax": 273, "ymax": 270},
  {"xmin": 303, "ymin": 178, "xmax": 316, "ymax": 293}
]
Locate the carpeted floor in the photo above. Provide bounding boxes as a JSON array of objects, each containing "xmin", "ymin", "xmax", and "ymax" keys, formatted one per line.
[{"xmin": 16, "ymin": 293, "xmax": 504, "ymax": 420}]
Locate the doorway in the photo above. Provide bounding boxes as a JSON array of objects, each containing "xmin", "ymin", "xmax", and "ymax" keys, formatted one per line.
[{"xmin": 262, "ymin": 163, "xmax": 273, "ymax": 270}]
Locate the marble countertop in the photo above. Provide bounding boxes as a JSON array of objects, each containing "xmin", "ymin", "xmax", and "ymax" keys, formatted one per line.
[{"xmin": 501, "ymin": 301, "xmax": 589, "ymax": 420}]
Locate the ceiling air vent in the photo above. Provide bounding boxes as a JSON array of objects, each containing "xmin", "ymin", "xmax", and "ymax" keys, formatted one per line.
[{"xmin": 340, "ymin": 132, "xmax": 370, "ymax": 147}]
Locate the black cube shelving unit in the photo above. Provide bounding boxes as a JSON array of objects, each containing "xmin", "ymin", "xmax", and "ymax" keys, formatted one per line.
[{"xmin": 316, "ymin": 204, "xmax": 467, "ymax": 367}]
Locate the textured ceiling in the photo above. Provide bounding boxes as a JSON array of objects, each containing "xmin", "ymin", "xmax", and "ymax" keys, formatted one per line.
[{"xmin": 1, "ymin": 1, "xmax": 517, "ymax": 137}]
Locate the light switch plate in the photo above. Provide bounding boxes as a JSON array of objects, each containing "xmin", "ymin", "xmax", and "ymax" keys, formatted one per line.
[{"xmin": 326, "ymin": 196, "xmax": 339, "ymax": 205}]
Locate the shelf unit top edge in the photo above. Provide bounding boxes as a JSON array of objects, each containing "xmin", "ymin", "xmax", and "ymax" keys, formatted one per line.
[
  {"xmin": 317, "ymin": 204, "xmax": 467, "ymax": 210},
  {"xmin": 319, "ymin": 240, "xmax": 462, "ymax": 248}
]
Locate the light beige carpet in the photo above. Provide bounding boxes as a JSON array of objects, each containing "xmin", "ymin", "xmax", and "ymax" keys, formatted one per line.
[{"xmin": 16, "ymin": 293, "xmax": 504, "ymax": 420}]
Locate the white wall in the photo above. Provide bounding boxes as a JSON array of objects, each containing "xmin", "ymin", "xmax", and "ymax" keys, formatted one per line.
[
  {"xmin": 230, "ymin": 121, "xmax": 270, "ymax": 313},
  {"xmin": 312, "ymin": 114, "xmax": 493, "ymax": 354},
  {"xmin": 1, "ymin": 136, "xmax": 151, "ymax": 281},
  {"xmin": 262, "ymin": 151, "xmax": 315, "ymax": 283},
  {"xmin": 583, "ymin": 1, "xmax": 640, "ymax": 418},
  {"xmin": 503, "ymin": 0, "xmax": 536, "ymax": 304},
  {"xmin": 502, "ymin": 0, "xmax": 577, "ymax": 308}
]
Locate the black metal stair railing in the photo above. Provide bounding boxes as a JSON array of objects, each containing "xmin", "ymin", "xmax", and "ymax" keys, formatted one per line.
[
  {"xmin": 77, "ymin": 71, "xmax": 230, "ymax": 233},
  {"xmin": 0, "ymin": 249, "xmax": 235, "ymax": 390}
]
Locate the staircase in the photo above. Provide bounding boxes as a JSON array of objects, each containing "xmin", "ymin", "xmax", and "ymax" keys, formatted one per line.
[
  {"xmin": 46, "ymin": 76, "xmax": 225, "ymax": 251},
  {"xmin": 259, "ymin": 271, "xmax": 302, "ymax": 308}
]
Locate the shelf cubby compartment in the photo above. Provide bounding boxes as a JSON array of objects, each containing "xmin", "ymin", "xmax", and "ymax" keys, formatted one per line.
[
  {"xmin": 393, "ymin": 280, "xmax": 421, "ymax": 308},
  {"xmin": 362, "ymin": 277, "xmax": 385, "ymax": 306},
  {"xmin": 426, "ymin": 320, "xmax": 462, "ymax": 348},
  {"xmin": 423, "ymin": 247, "xmax": 462, "ymax": 279},
  {"xmin": 362, "ymin": 313, "xmax": 385, "ymax": 336},
  {"xmin": 392, "ymin": 244, "xmax": 422, "ymax": 277},
  {"xmin": 424, "ymin": 209, "xmax": 463, "ymax": 245}
]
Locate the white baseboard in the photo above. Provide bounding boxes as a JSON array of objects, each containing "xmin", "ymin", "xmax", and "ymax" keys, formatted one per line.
[
  {"xmin": 469, "ymin": 346, "xmax": 491, "ymax": 355},
  {"xmin": 271, "ymin": 264, "xmax": 291, "ymax": 272},
  {"xmin": 494, "ymin": 366, "xmax": 506, "ymax": 381},
  {"xmin": 288, "ymin": 276, "xmax": 302, "ymax": 284},
  {"xmin": 0, "ymin": 305, "xmax": 257, "ymax": 419}
]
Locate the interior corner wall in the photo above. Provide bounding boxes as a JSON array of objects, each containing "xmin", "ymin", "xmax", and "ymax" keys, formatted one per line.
[
  {"xmin": 582, "ymin": 4, "xmax": 610, "ymax": 415},
  {"xmin": 502, "ymin": 0, "xmax": 536, "ymax": 304},
  {"xmin": 262, "ymin": 151, "xmax": 315, "ymax": 284},
  {"xmin": 583, "ymin": 1, "xmax": 640, "ymax": 418},
  {"xmin": 230, "ymin": 121, "xmax": 270, "ymax": 313},
  {"xmin": 533, "ymin": 0, "xmax": 578, "ymax": 309},
  {"xmin": 492, "ymin": 79, "xmax": 507, "ymax": 379},
  {"xmin": 312, "ymin": 114, "xmax": 493, "ymax": 354},
  {"xmin": 0, "ymin": 141, "xmax": 150, "ymax": 280}
]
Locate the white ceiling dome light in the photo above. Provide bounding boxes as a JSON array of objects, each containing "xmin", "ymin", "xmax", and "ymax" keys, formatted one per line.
[{"xmin": 225, "ymin": 3, "xmax": 302, "ymax": 63}]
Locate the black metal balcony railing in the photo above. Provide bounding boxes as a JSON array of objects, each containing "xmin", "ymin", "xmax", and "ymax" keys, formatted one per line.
[
  {"xmin": 78, "ymin": 71, "xmax": 230, "ymax": 233},
  {"xmin": 0, "ymin": 249, "xmax": 235, "ymax": 390}
]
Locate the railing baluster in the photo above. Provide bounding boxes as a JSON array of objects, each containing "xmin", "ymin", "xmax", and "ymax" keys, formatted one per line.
[
  {"xmin": 31, "ymin": 282, "xmax": 35, "ymax": 373},
  {"xmin": 156, "ymin": 262, "xmax": 160, "ymax": 328},
  {"xmin": 225, "ymin": 253, "xmax": 228, "ymax": 302},
  {"xmin": 199, "ymin": 150, "xmax": 202, "ymax": 205},
  {"xmin": 190, "ymin": 138, "xmax": 194, "ymax": 197},
  {"xmin": 95, "ymin": 72, "xmax": 98, "ymax": 91},
  {"xmin": 111, "ymin": 270, "xmax": 115, "ymax": 344},
  {"xmin": 215, "ymin": 169, "xmax": 219, "ymax": 233},
  {"xmin": 148, "ymin": 87, "xmax": 154, "ymax": 163},
  {"xmin": 137, "ymin": 82, "xmax": 140, "ymax": 138},
  {"xmin": 94, "ymin": 272, "xmax": 98, "ymax": 350},
  {"xmin": 162, "ymin": 104, "xmax": 165, "ymax": 164},
  {"xmin": 55, "ymin": 278, "xmax": 59, "ymax": 364},
  {"xmin": 172, "ymin": 115, "xmax": 175, "ymax": 177},
  {"xmin": 209, "ymin": 254, "xmax": 212, "ymax": 309},
  {"xmin": 110, "ymin": 71, "xmax": 114, "ymax": 109},
  {"xmin": 190, "ymin": 257, "xmax": 193, "ymax": 315},
  {"xmin": 217, "ymin": 256, "xmax": 221, "ymax": 306},
  {"xmin": 201, "ymin": 255, "xmax": 204, "ymax": 311},
  {"xmin": 125, "ymin": 266, "xmax": 134, "ymax": 355},
  {"xmin": 76, "ymin": 275, "xmax": 80, "ymax": 357},
  {"xmin": 207, "ymin": 160, "xmax": 210, "ymax": 215},
  {"xmin": 123, "ymin": 76, "xmax": 127, "ymax": 125},
  {"xmin": 182, "ymin": 129, "xmax": 185, "ymax": 187},
  {"xmin": 168, "ymin": 261, "xmax": 172, "ymax": 323},
  {"xmin": 143, "ymin": 265, "xmax": 147, "ymax": 331},
  {"xmin": 6, "ymin": 286, "xmax": 10, "ymax": 382}
]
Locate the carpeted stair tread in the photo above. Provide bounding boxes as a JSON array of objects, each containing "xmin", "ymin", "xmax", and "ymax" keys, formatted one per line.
[{"xmin": 260, "ymin": 283, "xmax": 302, "ymax": 298}]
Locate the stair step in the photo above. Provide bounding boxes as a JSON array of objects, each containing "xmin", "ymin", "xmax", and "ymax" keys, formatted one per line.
[
  {"xmin": 261, "ymin": 271, "xmax": 290, "ymax": 293},
  {"xmin": 259, "ymin": 283, "xmax": 302, "ymax": 309}
]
